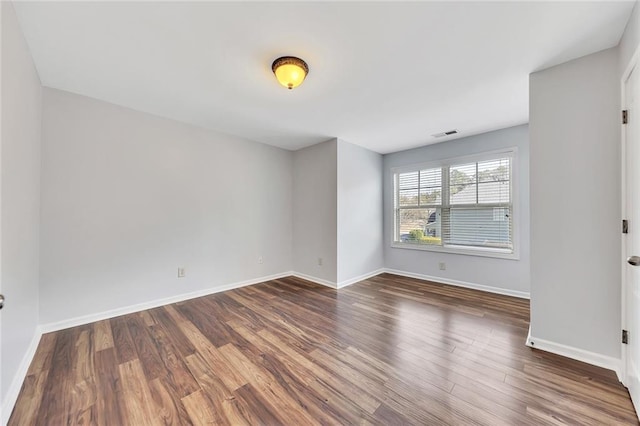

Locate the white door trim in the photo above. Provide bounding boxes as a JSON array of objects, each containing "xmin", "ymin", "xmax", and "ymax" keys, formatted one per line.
[{"xmin": 621, "ymin": 43, "xmax": 640, "ymax": 390}]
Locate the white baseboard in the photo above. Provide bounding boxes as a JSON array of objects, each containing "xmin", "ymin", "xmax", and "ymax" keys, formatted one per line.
[
  {"xmin": 337, "ymin": 269, "xmax": 385, "ymax": 289},
  {"xmin": 291, "ymin": 269, "xmax": 385, "ymax": 289},
  {"xmin": 38, "ymin": 269, "xmax": 529, "ymax": 334},
  {"xmin": 37, "ymin": 268, "xmax": 385, "ymax": 334},
  {"xmin": 383, "ymin": 268, "xmax": 530, "ymax": 299},
  {"xmin": 526, "ymin": 329, "xmax": 622, "ymax": 381},
  {"xmin": 1, "ymin": 327, "xmax": 43, "ymax": 425},
  {"xmin": 39, "ymin": 271, "xmax": 292, "ymax": 333},
  {"xmin": 291, "ymin": 271, "xmax": 338, "ymax": 289}
]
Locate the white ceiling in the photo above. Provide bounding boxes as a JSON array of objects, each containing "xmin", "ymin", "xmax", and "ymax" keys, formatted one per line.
[{"xmin": 13, "ymin": 1, "xmax": 635, "ymax": 153}]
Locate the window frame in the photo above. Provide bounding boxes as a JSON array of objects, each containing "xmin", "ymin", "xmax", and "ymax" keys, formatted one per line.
[{"xmin": 391, "ymin": 148, "xmax": 520, "ymax": 260}]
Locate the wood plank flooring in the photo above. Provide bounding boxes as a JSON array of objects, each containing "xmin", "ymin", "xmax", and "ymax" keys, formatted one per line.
[{"xmin": 9, "ymin": 273, "xmax": 639, "ymax": 425}]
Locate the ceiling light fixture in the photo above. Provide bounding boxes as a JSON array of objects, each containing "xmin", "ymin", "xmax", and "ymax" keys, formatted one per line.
[{"xmin": 272, "ymin": 56, "xmax": 309, "ymax": 90}]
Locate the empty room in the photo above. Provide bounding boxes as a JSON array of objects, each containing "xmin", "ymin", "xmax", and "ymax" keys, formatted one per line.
[{"xmin": 2, "ymin": 0, "xmax": 640, "ymax": 424}]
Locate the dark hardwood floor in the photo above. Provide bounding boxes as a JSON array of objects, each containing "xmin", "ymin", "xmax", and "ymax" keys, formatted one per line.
[{"xmin": 9, "ymin": 273, "xmax": 639, "ymax": 425}]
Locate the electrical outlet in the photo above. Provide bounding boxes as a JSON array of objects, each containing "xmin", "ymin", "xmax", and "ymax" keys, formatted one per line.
[
  {"xmin": 439, "ymin": 262, "xmax": 446, "ymax": 271},
  {"xmin": 178, "ymin": 267, "xmax": 186, "ymax": 278},
  {"xmin": 318, "ymin": 257, "xmax": 323, "ymax": 266},
  {"xmin": 258, "ymin": 256, "xmax": 264, "ymax": 264}
]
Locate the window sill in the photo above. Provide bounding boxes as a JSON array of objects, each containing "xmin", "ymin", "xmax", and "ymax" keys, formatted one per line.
[{"xmin": 390, "ymin": 242, "xmax": 519, "ymax": 260}]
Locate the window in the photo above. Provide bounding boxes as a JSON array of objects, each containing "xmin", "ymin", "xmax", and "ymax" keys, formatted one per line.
[{"xmin": 393, "ymin": 150, "xmax": 516, "ymax": 257}]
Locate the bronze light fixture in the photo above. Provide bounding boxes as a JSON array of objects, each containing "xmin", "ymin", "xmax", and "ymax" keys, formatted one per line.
[{"xmin": 272, "ymin": 56, "xmax": 309, "ymax": 90}]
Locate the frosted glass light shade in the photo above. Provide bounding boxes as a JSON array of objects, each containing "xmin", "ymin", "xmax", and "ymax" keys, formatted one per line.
[{"xmin": 272, "ymin": 56, "xmax": 309, "ymax": 90}]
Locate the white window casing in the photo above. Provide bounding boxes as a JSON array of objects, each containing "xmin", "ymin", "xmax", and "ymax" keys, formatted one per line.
[{"xmin": 391, "ymin": 148, "xmax": 519, "ymax": 260}]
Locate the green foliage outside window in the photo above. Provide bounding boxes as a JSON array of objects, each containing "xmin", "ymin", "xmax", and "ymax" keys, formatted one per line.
[{"xmin": 408, "ymin": 229, "xmax": 441, "ymax": 245}]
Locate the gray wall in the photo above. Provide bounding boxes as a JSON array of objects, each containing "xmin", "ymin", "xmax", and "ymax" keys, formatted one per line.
[
  {"xmin": 39, "ymin": 88, "xmax": 293, "ymax": 324},
  {"xmin": 529, "ymin": 47, "xmax": 620, "ymax": 358},
  {"xmin": 1, "ymin": 0, "xmax": 42, "ymax": 413},
  {"xmin": 292, "ymin": 139, "xmax": 338, "ymax": 283},
  {"xmin": 337, "ymin": 139, "xmax": 384, "ymax": 284},
  {"xmin": 383, "ymin": 125, "xmax": 530, "ymax": 295}
]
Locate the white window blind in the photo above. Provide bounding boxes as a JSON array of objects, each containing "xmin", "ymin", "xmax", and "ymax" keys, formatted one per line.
[{"xmin": 393, "ymin": 152, "xmax": 514, "ymax": 255}]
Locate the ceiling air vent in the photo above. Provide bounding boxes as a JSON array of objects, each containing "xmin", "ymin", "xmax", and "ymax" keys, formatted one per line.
[{"xmin": 432, "ymin": 129, "xmax": 458, "ymax": 138}]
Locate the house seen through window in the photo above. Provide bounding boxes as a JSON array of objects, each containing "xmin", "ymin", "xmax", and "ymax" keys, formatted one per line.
[{"xmin": 393, "ymin": 151, "xmax": 515, "ymax": 256}]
